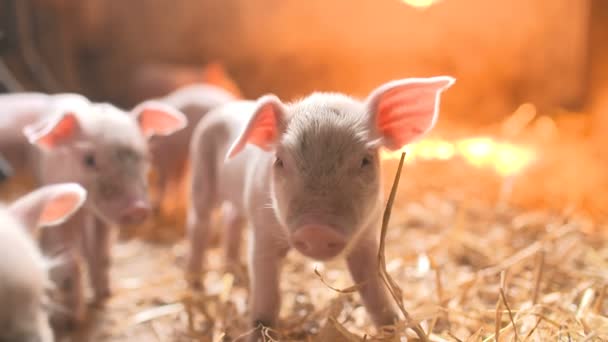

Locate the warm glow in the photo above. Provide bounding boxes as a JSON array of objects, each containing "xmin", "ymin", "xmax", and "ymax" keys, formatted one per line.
[
  {"xmin": 401, "ymin": 0, "xmax": 441, "ymax": 8},
  {"xmin": 381, "ymin": 137, "xmax": 536, "ymax": 176}
]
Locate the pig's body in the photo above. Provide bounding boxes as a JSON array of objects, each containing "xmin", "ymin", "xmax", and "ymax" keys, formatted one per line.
[
  {"xmin": 32, "ymin": 100, "xmax": 150, "ymax": 327},
  {"xmin": 0, "ymin": 183, "xmax": 87, "ymax": 342},
  {"xmin": 189, "ymin": 99, "xmax": 394, "ymax": 330},
  {"xmin": 150, "ymin": 84, "xmax": 236, "ymax": 210},
  {"xmin": 187, "ymin": 77, "xmax": 455, "ymax": 339},
  {"xmin": 21, "ymin": 95, "xmax": 186, "ymax": 328},
  {"xmin": 0, "ymin": 206, "xmax": 53, "ymax": 342},
  {"xmin": 129, "ymin": 62, "xmax": 242, "ymax": 105},
  {"xmin": 189, "ymin": 100, "xmax": 391, "ymax": 332},
  {"xmin": 188, "ymin": 102, "xmax": 270, "ymax": 269}
]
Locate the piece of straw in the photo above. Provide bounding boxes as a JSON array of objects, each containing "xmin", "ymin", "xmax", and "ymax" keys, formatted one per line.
[{"xmin": 377, "ymin": 152, "xmax": 429, "ymax": 341}]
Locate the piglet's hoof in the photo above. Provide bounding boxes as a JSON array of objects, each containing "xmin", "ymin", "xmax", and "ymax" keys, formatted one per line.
[
  {"xmin": 186, "ymin": 274, "xmax": 204, "ymax": 290},
  {"xmin": 246, "ymin": 321, "xmax": 278, "ymax": 342},
  {"xmin": 151, "ymin": 202, "xmax": 163, "ymax": 217},
  {"xmin": 246, "ymin": 328, "xmax": 264, "ymax": 342},
  {"xmin": 246, "ymin": 328, "xmax": 279, "ymax": 342}
]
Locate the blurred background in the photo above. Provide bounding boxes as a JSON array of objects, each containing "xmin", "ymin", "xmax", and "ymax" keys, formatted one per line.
[
  {"xmin": 0, "ymin": 0, "xmax": 604, "ymax": 123},
  {"xmin": 3, "ymin": 0, "xmax": 608, "ymax": 218},
  {"xmin": 1, "ymin": 1, "xmax": 608, "ymax": 340}
]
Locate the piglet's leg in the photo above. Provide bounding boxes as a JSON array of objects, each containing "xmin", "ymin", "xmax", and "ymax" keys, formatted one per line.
[
  {"xmin": 186, "ymin": 138, "xmax": 218, "ymax": 288},
  {"xmin": 222, "ymin": 201, "xmax": 246, "ymax": 266},
  {"xmin": 50, "ymin": 250, "xmax": 86, "ymax": 329},
  {"xmin": 347, "ymin": 232, "xmax": 399, "ymax": 327},
  {"xmin": 83, "ymin": 216, "xmax": 113, "ymax": 301},
  {"xmin": 151, "ymin": 168, "xmax": 168, "ymax": 214},
  {"xmin": 40, "ymin": 210, "xmax": 87, "ymax": 329},
  {"xmin": 247, "ymin": 229, "xmax": 288, "ymax": 342},
  {"xmin": 186, "ymin": 202, "xmax": 214, "ymax": 288}
]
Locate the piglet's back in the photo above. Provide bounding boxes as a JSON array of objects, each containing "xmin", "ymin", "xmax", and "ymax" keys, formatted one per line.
[
  {"xmin": 191, "ymin": 100, "xmax": 258, "ymax": 157},
  {"xmin": 189, "ymin": 100, "xmax": 267, "ymax": 208}
]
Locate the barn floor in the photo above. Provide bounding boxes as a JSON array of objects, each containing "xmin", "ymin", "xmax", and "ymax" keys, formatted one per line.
[
  {"xmin": 63, "ymin": 200, "xmax": 608, "ymax": 342},
  {"xmin": 6, "ymin": 111, "xmax": 608, "ymax": 341}
]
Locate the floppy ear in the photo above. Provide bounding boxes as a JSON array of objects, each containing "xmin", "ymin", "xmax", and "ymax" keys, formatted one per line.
[
  {"xmin": 226, "ymin": 95, "xmax": 286, "ymax": 159},
  {"xmin": 23, "ymin": 112, "xmax": 81, "ymax": 149},
  {"xmin": 8, "ymin": 183, "xmax": 87, "ymax": 233},
  {"xmin": 131, "ymin": 101, "xmax": 188, "ymax": 138},
  {"xmin": 366, "ymin": 76, "xmax": 455, "ymax": 150}
]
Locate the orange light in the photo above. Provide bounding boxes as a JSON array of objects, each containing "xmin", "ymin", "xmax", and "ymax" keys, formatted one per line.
[
  {"xmin": 401, "ymin": 0, "xmax": 441, "ymax": 8},
  {"xmin": 380, "ymin": 137, "xmax": 536, "ymax": 176}
]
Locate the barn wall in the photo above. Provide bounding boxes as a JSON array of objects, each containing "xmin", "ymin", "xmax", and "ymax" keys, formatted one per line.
[{"xmin": 9, "ymin": 0, "xmax": 592, "ymax": 123}]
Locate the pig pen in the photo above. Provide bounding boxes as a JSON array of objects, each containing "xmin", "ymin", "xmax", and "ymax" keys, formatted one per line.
[{"xmin": 1, "ymin": 0, "xmax": 608, "ymax": 341}]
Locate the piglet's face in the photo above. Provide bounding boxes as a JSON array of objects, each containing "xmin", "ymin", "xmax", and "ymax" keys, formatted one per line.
[
  {"xmin": 228, "ymin": 77, "xmax": 454, "ymax": 261},
  {"xmin": 24, "ymin": 100, "xmax": 186, "ymax": 227}
]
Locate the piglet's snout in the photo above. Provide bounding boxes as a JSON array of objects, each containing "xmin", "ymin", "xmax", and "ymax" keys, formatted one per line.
[
  {"xmin": 292, "ymin": 225, "xmax": 346, "ymax": 260},
  {"xmin": 119, "ymin": 200, "xmax": 150, "ymax": 226}
]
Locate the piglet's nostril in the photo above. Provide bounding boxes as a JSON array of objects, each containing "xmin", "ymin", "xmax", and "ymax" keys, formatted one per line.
[{"xmin": 291, "ymin": 225, "xmax": 347, "ymax": 260}]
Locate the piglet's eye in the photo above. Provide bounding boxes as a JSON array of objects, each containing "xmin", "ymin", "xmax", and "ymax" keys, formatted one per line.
[
  {"xmin": 361, "ymin": 155, "xmax": 372, "ymax": 168},
  {"xmin": 274, "ymin": 157, "xmax": 284, "ymax": 168},
  {"xmin": 83, "ymin": 154, "xmax": 96, "ymax": 169}
]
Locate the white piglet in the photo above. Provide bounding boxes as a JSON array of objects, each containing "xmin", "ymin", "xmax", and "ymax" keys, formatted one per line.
[
  {"xmin": 21, "ymin": 95, "xmax": 187, "ymax": 327},
  {"xmin": 149, "ymin": 84, "xmax": 237, "ymax": 211},
  {"xmin": 187, "ymin": 76, "xmax": 455, "ymax": 338},
  {"xmin": 0, "ymin": 183, "xmax": 86, "ymax": 342}
]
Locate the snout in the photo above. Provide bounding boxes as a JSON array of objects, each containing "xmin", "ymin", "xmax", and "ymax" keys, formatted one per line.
[
  {"xmin": 119, "ymin": 201, "xmax": 150, "ymax": 226},
  {"xmin": 291, "ymin": 225, "xmax": 347, "ymax": 260}
]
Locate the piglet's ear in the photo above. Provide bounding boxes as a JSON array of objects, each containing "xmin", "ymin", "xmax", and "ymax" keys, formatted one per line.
[
  {"xmin": 366, "ymin": 76, "xmax": 455, "ymax": 150},
  {"xmin": 8, "ymin": 183, "xmax": 87, "ymax": 233},
  {"xmin": 23, "ymin": 112, "xmax": 81, "ymax": 149},
  {"xmin": 131, "ymin": 101, "xmax": 187, "ymax": 138},
  {"xmin": 226, "ymin": 95, "xmax": 286, "ymax": 160}
]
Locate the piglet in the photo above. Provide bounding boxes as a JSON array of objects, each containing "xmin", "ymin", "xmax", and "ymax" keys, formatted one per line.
[
  {"xmin": 187, "ymin": 76, "xmax": 455, "ymax": 338},
  {"xmin": 129, "ymin": 61, "xmax": 242, "ymax": 105},
  {"xmin": 22, "ymin": 95, "xmax": 187, "ymax": 327},
  {"xmin": 0, "ymin": 183, "xmax": 86, "ymax": 342},
  {"xmin": 149, "ymin": 84, "xmax": 237, "ymax": 212}
]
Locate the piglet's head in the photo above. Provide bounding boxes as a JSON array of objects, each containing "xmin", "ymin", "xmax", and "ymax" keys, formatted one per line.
[
  {"xmin": 24, "ymin": 99, "xmax": 186, "ymax": 227},
  {"xmin": 228, "ymin": 76, "xmax": 454, "ymax": 261}
]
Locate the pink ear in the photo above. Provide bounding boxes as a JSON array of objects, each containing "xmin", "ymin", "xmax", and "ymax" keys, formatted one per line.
[
  {"xmin": 226, "ymin": 95, "xmax": 285, "ymax": 159},
  {"xmin": 132, "ymin": 101, "xmax": 187, "ymax": 137},
  {"xmin": 39, "ymin": 190, "xmax": 85, "ymax": 226},
  {"xmin": 367, "ymin": 76, "xmax": 455, "ymax": 150},
  {"xmin": 8, "ymin": 183, "xmax": 87, "ymax": 232},
  {"xmin": 23, "ymin": 112, "xmax": 81, "ymax": 149}
]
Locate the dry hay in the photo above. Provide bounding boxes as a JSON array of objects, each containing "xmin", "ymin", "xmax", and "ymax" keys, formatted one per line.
[{"xmin": 66, "ymin": 194, "xmax": 608, "ymax": 341}]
